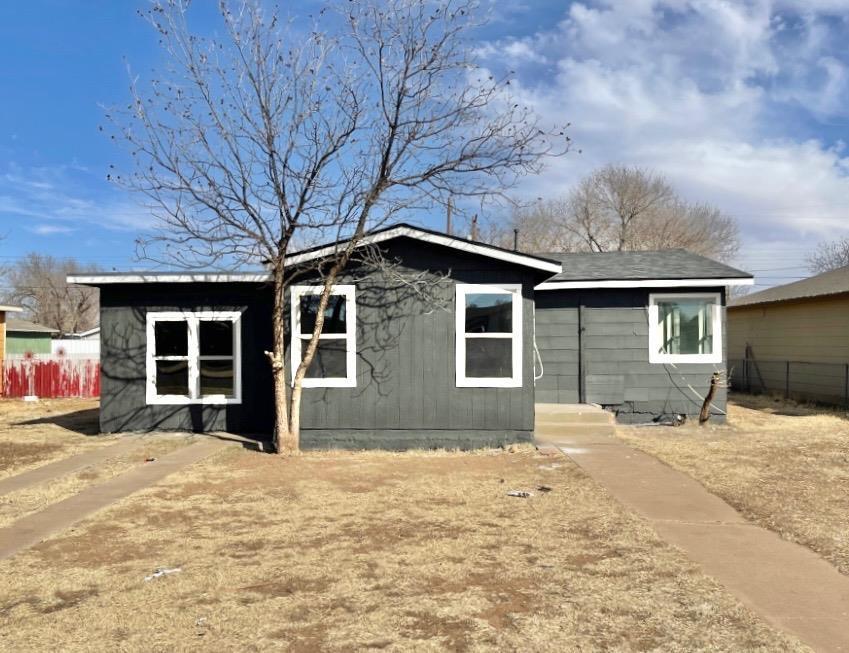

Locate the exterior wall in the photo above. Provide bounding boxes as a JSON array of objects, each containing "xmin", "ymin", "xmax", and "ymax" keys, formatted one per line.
[
  {"xmin": 728, "ymin": 294, "xmax": 849, "ymax": 363},
  {"xmin": 52, "ymin": 338, "xmax": 101, "ymax": 358},
  {"xmin": 535, "ymin": 287, "xmax": 728, "ymax": 423},
  {"xmin": 6, "ymin": 333, "xmax": 53, "ymax": 355},
  {"xmin": 0, "ymin": 313, "xmax": 5, "ymax": 395},
  {"xmin": 98, "ymin": 238, "xmax": 540, "ymax": 448}
]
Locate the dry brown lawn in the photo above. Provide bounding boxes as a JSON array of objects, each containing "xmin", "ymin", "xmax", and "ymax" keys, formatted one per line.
[
  {"xmin": 618, "ymin": 393, "xmax": 849, "ymax": 577},
  {"xmin": 0, "ymin": 398, "xmax": 112, "ymax": 480},
  {"xmin": 0, "ymin": 402, "xmax": 806, "ymax": 652}
]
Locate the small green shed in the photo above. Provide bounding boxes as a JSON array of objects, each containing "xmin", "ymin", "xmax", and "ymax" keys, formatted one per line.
[{"xmin": 6, "ymin": 318, "xmax": 58, "ymax": 355}]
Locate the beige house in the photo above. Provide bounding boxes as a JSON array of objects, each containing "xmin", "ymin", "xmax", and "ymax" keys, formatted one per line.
[{"xmin": 728, "ymin": 266, "xmax": 849, "ymax": 403}]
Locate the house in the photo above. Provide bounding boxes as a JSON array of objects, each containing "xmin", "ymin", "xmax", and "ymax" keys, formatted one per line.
[
  {"xmin": 53, "ymin": 326, "xmax": 101, "ymax": 358},
  {"xmin": 66, "ymin": 326, "xmax": 101, "ymax": 340},
  {"xmin": 5, "ymin": 318, "xmax": 59, "ymax": 355},
  {"xmin": 68, "ymin": 225, "xmax": 560, "ymax": 448},
  {"xmin": 728, "ymin": 265, "xmax": 849, "ymax": 403},
  {"xmin": 0, "ymin": 305, "xmax": 23, "ymax": 394},
  {"xmin": 68, "ymin": 225, "xmax": 752, "ymax": 447},
  {"xmin": 535, "ymin": 250, "xmax": 752, "ymax": 422}
]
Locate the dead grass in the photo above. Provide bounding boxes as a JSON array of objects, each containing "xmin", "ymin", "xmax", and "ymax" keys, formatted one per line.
[
  {"xmin": 0, "ymin": 398, "xmax": 111, "ymax": 480},
  {"xmin": 618, "ymin": 393, "xmax": 849, "ymax": 577},
  {"xmin": 0, "ymin": 442, "xmax": 805, "ymax": 651},
  {"xmin": 0, "ymin": 437, "xmax": 188, "ymax": 528}
]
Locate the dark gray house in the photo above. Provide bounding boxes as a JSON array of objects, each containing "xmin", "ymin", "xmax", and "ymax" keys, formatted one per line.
[
  {"xmin": 534, "ymin": 250, "xmax": 752, "ymax": 423},
  {"xmin": 69, "ymin": 225, "xmax": 561, "ymax": 449},
  {"xmin": 69, "ymin": 228, "xmax": 753, "ymax": 447}
]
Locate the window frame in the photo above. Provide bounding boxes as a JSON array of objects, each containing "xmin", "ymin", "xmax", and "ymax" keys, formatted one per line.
[
  {"xmin": 455, "ymin": 283, "xmax": 523, "ymax": 388},
  {"xmin": 145, "ymin": 310, "xmax": 242, "ymax": 406},
  {"xmin": 290, "ymin": 285, "xmax": 357, "ymax": 388},
  {"xmin": 648, "ymin": 292, "xmax": 722, "ymax": 364}
]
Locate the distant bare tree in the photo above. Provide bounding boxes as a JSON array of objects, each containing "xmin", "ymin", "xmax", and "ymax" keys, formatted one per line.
[
  {"xmin": 7, "ymin": 254, "xmax": 99, "ymax": 335},
  {"xmin": 108, "ymin": 0, "xmax": 568, "ymax": 453},
  {"xmin": 806, "ymin": 238, "xmax": 849, "ymax": 274},
  {"xmin": 486, "ymin": 165, "xmax": 739, "ymax": 260}
]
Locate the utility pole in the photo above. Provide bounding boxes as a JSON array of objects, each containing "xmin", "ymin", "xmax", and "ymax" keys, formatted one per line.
[{"xmin": 446, "ymin": 197, "xmax": 453, "ymax": 235}]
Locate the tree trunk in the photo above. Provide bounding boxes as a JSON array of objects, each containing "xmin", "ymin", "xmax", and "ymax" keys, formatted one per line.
[
  {"xmin": 270, "ymin": 266, "xmax": 297, "ymax": 454},
  {"xmin": 699, "ymin": 372, "xmax": 720, "ymax": 426}
]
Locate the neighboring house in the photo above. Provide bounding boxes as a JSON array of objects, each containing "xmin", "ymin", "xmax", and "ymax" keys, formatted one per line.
[
  {"xmin": 728, "ymin": 266, "xmax": 849, "ymax": 403},
  {"xmin": 68, "ymin": 225, "xmax": 753, "ymax": 447},
  {"xmin": 5, "ymin": 319, "xmax": 59, "ymax": 355},
  {"xmin": 0, "ymin": 305, "xmax": 23, "ymax": 394},
  {"xmin": 535, "ymin": 250, "xmax": 753, "ymax": 422},
  {"xmin": 53, "ymin": 326, "xmax": 101, "ymax": 358}
]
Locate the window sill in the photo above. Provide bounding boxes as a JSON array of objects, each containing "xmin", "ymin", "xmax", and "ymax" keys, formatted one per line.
[
  {"xmin": 649, "ymin": 353, "xmax": 722, "ymax": 365},
  {"xmin": 296, "ymin": 378, "xmax": 357, "ymax": 388},
  {"xmin": 145, "ymin": 395, "xmax": 242, "ymax": 406},
  {"xmin": 456, "ymin": 377, "xmax": 522, "ymax": 388}
]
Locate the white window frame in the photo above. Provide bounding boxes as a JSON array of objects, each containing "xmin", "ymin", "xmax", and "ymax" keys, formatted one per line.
[
  {"xmin": 290, "ymin": 285, "xmax": 357, "ymax": 388},
  {"xmin": 145, "ymin": 310, "xmax": 242, "ymax": 405},
  {"xmin": 456, "ymin": 283, "xmax": 523, "ymax": 388},
  {"xmin": 648, "ymin": 292, "xmax": 722, "ymax": 364}
]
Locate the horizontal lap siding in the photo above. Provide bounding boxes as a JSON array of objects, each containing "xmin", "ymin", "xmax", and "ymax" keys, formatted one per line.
[
  {"xmin": 535, "ymin": 287, "xmax": 728, "ymax": 422},
  {"xmin": 729, "ymin": 295, "xmax": 849, "ymax": 363}
]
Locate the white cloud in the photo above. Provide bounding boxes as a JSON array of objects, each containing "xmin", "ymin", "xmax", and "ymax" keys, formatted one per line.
[
  {"xmin": 30, "ymin": 224, "xmax": 76, "ymax": 236},
  {"xmin": 0, "ymin": 162, "xmax": 154, "ymax": 233},
  {"xmin": 476, "ymin": 0, "xmax": 849, "ymax": 283}
]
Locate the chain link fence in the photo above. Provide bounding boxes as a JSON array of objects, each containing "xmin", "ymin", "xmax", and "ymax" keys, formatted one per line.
[{"xmin": 728, "ymin": 358, "xmax": 849, "ymax": 407}]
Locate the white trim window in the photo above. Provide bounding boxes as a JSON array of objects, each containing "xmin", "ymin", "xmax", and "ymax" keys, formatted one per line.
[
  {"xmin": 456, "ymin": 284, "xmax": 523, "ymax": 388},
  {"xmin": 145, "ymin": 311, "xmax": 242, "ymax": 405},
  {"xmin": 648, "ymin": 293, "xmax": 722, "ymax": 364},
  {"xmin": 291, "ymin": 285, "xmax": 357, "ymax": 388}
]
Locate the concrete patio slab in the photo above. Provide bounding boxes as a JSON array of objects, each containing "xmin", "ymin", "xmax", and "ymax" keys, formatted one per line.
[{"xmin": 0, "ymin": 437, "xmax": 229, "ymax": 561}]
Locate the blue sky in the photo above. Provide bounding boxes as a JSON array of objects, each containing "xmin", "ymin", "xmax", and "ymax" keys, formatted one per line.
[{"xmin": 2, "ymin": 1, "xmax": 849, "ymax": 289}]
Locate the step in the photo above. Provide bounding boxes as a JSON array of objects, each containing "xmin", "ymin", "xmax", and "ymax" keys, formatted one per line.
[
  {"xmin": 535, "ymin": 412, "xmax": 613, "ymax": 425},
  {"xmin": 534, "ymin": 423, "xmax": 617, "ymax": 438}
]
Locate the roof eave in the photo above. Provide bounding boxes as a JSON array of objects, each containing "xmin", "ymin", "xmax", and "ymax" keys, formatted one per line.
[{"xmin": 536, "ymin": 277, "xmax": 754, "ymax": 290}]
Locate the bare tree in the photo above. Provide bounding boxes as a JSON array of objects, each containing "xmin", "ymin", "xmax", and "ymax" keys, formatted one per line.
[
  {"xmin": 806, "ymin": 238, "xmax": 849, "ymax": 274},
  {"xmin": 485, "ymin": 165, "xmax": 739, "ymax": 260},
  {"xmin": 108, "ymin": 0, "xmax": 568, "ymax": 453},
  {"xmin": 7, "ymin": 254, "xmax": 99, "ymax": 335}
]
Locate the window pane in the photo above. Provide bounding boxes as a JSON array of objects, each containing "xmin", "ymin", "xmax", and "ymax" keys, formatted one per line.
[
  {"xmin": 465, "ymin": 338, "xmax": 512, "ymax": 378},
  {"xmin": 304, "ymin": 340, "xmax": 348, "ymax": 379},
  {"xmin": 200, "ymin": 359, "xmax": 234, "ymax": 396},
  {"xmin": 155, "ymin": 360, "xmax": 189, "ymax": 395},
  {"xmin": 199, "ymin": 320, "xmax": 233, "ymax": 356},
  {"xmin": 155, "ymin": 321, "xmax": 188, "ymax": 356},
  {"xmin": 657, "ymin": 300, "xmax": 713, "ymax": 355},
  {"xmin": 465, "ymin": 293, "xmax": 512, "ymax": 333},
  {"xmin": 300, "ymin": 294, "xmax": 347, "ymax": 334}
]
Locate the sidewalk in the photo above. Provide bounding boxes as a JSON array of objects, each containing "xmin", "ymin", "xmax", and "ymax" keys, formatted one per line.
[
  {"xmin": 0, "ymin": 437, "xmax": 229, "ymax": 561},
  {"xmin": 543, "ymin": 424, "xmax": 849, "ymax": 653}
]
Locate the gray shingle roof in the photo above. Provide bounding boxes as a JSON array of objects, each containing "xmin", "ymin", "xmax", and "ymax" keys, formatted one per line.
[
  {"xmin": 730, "ymin": 265, "xmax": 849, "ymax": 307},
  {"xmin": 6, "ymin": 318, "xmax": 59, "ymax": 334},
  {"xmin": 539, "ymin": 249, "xmax": 751, "ymax": 283}
]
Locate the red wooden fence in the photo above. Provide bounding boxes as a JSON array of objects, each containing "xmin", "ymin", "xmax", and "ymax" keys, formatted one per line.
[{"xmin": 3, "ymin": 358, "xmax": 101, "ymax": 398}]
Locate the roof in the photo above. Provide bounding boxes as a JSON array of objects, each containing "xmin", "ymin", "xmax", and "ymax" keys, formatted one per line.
[
  {"xmin": 6, "ymin": 318, "xmax": 60, "ymax": 334},
  {"xmin": 67, "ymin": 223, "xmax": 562, "ymax": 286},
  {"xmin": 730, "ymin": 265, "xmax": 849, "ymax": 308},
  {"xmin": 0, "ymin": 305, "xmax": 22, "ymax": 313},
  {"xmin": 68, "ymin": 326, "xmax": 100, "ymax": 338},
  {"xmin": 536, "ymin": 249, "xmax": 753, "ymax": 290}
]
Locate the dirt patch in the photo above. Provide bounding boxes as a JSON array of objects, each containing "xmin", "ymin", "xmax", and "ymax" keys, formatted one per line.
[
  {"xmin": 0, "ymin": 445, "xmax": 808, "ymax": 651},
  {"xmin": 619, "ymin": 393, "xmax": 849, "ymax": 576}
]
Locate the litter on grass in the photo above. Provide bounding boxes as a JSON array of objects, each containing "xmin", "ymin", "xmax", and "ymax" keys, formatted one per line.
[
  {"xmin": 144, "ymin": 567, "xmax": 182, "ymax": 581},
  {"xmin": 537, "ymin": 485, "xmax": 553, "ymax": 493},
  {"xmin": 507, "ymin": 490, "xmax": 532, "ymax": 498}
]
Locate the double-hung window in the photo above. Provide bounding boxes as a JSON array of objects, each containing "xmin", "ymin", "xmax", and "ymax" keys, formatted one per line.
[
  {"xmin": 456, "ymin": 284, "xmax": 522, "ymax": 387},
  {"xmin": 146, "ymin": 311, "xmax": 242, "ymax": 404},
  {"xmin": 648, "ymin": 293, "xmax": 722, "ymax": 364},
  {"xmin": 291, "ymin": 285, "xmax": 356, "ymax": 388}
]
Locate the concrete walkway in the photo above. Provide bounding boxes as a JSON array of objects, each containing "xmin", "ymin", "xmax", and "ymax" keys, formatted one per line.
[
  {"xmin": 537, "ymin": 405, "xmax": 849, "ymax": 653},
  {"xmin": 0, "ymin": 437, "xmax": 229, "ymax": 561},
  {"xmin": 0, "ymin": 437, "xmax": 143, "ymax": 497}
]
